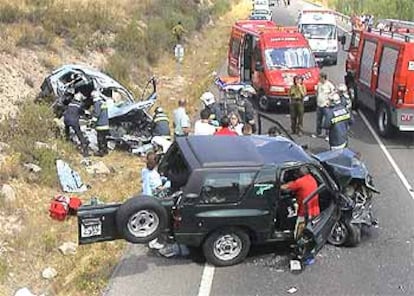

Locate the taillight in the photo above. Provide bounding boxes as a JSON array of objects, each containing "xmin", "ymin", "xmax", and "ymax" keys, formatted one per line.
[{"xmin": 397, "ymin": 85, "xmax": 406, "ymax": 104}]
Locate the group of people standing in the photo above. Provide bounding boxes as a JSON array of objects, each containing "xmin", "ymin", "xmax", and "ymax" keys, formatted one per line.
[
  {"xmin": 63, "ymin": 90, "xmax": 110, "ymax": 157},
  {"xmin": 288, "ymin": 72, "xmax": 352, "ymax": 149}
]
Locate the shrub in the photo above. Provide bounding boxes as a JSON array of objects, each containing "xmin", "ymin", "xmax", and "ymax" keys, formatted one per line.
[
  {"xmin": 0, "ymin": 4, "xmax": 22, "ymax": 24},
  {"xmin": 104, "ymin": 53, "xmax": 132, "ymax": 87},
  {"xmin": 0, "ymin": 257, "xmax": 7, "ymax": 283},
  {"xmin": 211, "ymin": 0, "xmax": 231, "ymax": 17},
  {"xmin": 114, "ymin": 19, "xmax": 146, "ymax": 57},
  {"xmin": 16, "ymin": 26, "xmax": 54, "ymax": 48}
]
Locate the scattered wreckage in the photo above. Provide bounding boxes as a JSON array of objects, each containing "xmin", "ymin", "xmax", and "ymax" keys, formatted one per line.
[
  {"xmin": 38, "ymin": 65, "xmax": 161, "ymax": 153},
  {"xmin": 77, "ymin": 135, "xmax": 379, "ymax": 266}
]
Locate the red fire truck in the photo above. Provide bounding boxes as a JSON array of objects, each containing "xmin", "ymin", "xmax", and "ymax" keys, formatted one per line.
[
  {"xmin": 228, "ymin": 20, "xmax": 320, "ymax": 111},
  {"xmin": 345, "ymin": 20, "xmax": 414, "ymax": 137}
]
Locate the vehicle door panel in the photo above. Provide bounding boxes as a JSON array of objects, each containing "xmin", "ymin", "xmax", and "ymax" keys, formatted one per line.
[{"xmin": 357, "ymin": 39, "xmax": 378, "ymax": 111}]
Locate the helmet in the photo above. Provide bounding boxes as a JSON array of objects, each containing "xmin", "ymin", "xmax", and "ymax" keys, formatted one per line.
[
  {"xmin": 154, "ymin": 106, "xmax": 164, "ymax": 114},
  {"xmin": 200, "ymin": 92, "xmax": 215, "ymax": 106},
  {"xmin": 73, "ymin": 92, "xmax": 84, "ymax": 102},
  {"xmin": 91, "ymin": 90, "xmax": 101, "ymax": 98},
  {"xmin": 337, "ymin": 84, "xmax": 348, "ymax": 93},
  {"xmin": 330, "ymin": 93, "xmax": 341, "ymax": 105}
]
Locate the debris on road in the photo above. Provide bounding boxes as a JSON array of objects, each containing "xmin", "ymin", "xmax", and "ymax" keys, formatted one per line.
[
  {"xmin": 58, "ymin": 242, "xmax": 77, "ymax": 256},
  {"xmin": 287, "ymin": 287, "xmax": 298, "ymax": 294},
  {"xmin": 289, "ymin": 260, "xmax": 302, "ymax": 272},
  {"xmin": 41, "ymin": 267, "xmax": 57, "ymax": 279},
  {"xmin": 56, "ymin": 159, "xmax": 88, "ymax": 193},
  {"xmin": 23, "ymin": 163, "xmax": 42, "ymax": 173}
]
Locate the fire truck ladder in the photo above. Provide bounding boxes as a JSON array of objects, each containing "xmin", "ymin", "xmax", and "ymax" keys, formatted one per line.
[{"xmin": 368, "ymin": 25, "xmax": 414, "ymax": 43}]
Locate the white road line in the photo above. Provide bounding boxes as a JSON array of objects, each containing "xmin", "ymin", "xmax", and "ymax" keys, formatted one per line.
[
  {"xmin": 358, "ymin": 110, "xmax": 414, "ymax": 199},
  {"xmin": 197, "ymin": 264, "xmax": 215, "ymax": 296}
]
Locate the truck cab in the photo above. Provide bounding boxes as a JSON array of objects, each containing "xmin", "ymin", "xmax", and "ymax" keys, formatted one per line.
[
  {"xmin": 345, "ymin": 22, "xmax": 414, "ymax": 137},
  {"xmin": 228, "ymin": 20, "xmax": 319, "ymax": 111},
  {"xmin": 298, "ymin": 9, "xmax": 339, "ymax": 65}
]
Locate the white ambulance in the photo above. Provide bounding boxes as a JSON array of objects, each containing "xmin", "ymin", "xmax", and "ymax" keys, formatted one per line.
[{"xmin": 297, "ymin": 9, "xmax": 340, "ymax": 65}]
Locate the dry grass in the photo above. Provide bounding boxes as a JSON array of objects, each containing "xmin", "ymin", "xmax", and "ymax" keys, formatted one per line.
[{"xmin": 0, "ymin": 0, "xmax": 251, "ymax": 295}]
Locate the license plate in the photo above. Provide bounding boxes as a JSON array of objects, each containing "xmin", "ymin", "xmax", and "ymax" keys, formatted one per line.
[
  {"xmin": 304, "ymin": 96, "xmax": 309, "ymax": 102},
  {"xmin": 81, "ymin": 221, "xmax": 102, "ymax": 238}
]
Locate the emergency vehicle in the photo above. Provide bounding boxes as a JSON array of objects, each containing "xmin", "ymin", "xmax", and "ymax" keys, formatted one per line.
[
  {"xmin": 228, "ymin": 20, "xmax": 319, "ymax": 111},
  {"xmin": 345, "ymin": 20, "xmax": 414, "ymax": 137},
  {"xmin": 297, "ymin": 9, "xmax": 343, "ymax": 65}
]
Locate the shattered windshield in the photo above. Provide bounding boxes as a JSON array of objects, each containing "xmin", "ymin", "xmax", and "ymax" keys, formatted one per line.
[
  {"xmin": 301, "ymin": 24, "xmax": 336, "ymax": 39},
  {"xmin": 265, "ymin": 47, "xmax": 315, "ymax": 69}
]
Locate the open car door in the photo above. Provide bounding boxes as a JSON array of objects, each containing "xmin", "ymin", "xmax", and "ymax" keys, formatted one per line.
[{"xmin": 296, "ymin": 184, "xmax": 340, "ymax": 259}]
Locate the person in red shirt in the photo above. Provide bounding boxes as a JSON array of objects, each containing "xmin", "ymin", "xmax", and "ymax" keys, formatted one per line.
[
  {"xmin": 281, "ymin": 166, "xmax": 320, "ymax": 240},
  {"xmin": 214, "ymin": 116, "xmax": 238, "ymax": 136}
]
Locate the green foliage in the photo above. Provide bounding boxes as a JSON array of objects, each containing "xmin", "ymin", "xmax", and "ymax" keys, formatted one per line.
[
  {"xmin": 328, "ymin": 0, "xmax": 414, "ymax": 21},
  {"xmin": 104, "ymin": 54, "xmax": 133, "ymax": 88},
  {"xmin": 16, "ymin": 26, "xmax": 54, "ymax": 48},
  {"xmin": 0, "ymin": 257, "xmax": 7, "ymax": 283},
  {"xmin": 211, "ymin": 0, "xmax": 231, "ymax": 17},
  {"xmin": 0, "ymin": 101, "xmax": 58, "ymax": 186},
  {"xmin": 0, "ymin": 4, "xmax": 22, "ymax": 23}
]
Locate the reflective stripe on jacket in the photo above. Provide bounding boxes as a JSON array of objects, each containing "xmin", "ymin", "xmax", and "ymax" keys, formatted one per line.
[
  {"xmin": 323, "ymin": 104, "xmax": 351, "ymax": 147},
  {"xmin": 92, "ymin": 97, "xmax": 109, "ymax": 130},
  {"xmin": 153, "ymin": 112, "xmax": 171, "ymax": 137}
]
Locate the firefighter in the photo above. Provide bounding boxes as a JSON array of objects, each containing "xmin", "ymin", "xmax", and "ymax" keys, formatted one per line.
[
  {"xmin": 237, "ymin": 87, "xmax": 256, "ymax": 133},
  {"xmin": 337, "ymin": 83, "xmax": 352, "ymax": 112},
  {"xmin": 200, "ymin": 91, "xmax": 223, "ymax": 125},
  {"xmin": 63, "ymin": 92, "xmax": 89, "ymax": 157},
  {"xmin": 323, "ymin": 93, "xmax": 352, "ymax": 150},
  {"xmin": 152, "ymin": 106, "xmax": 171, "ymax": 140},
  {"xmin": 90, "ymin": 90, "xmax": 109, "ymax": 157}
]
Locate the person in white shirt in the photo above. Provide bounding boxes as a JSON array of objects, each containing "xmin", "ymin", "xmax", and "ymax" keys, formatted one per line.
[
  {"xmin": 173, "ymin": 99, "xmax": 191, "ymax": 137},
  {"xmin": 314, "ymin": 72, "xmax": 335, "ymax": 138},
  {"xmin": 229, "ymin": 112, "xmax": 244, "ymax": 135},
  {"xmin": 194, "ymin": 109, "xmax": 217, "ymax": 135}
]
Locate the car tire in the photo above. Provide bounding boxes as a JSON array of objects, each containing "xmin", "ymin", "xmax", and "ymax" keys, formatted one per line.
[
  {"xmin": 376, "ymin": 103, "xmax": 393, "ymax": 138},
  {"xmin": 345, "ymin": 223, "xmax": 361, "ymax": 247},
  {"xmin": 328, "ymin": 219, "xmax": 361, "ymax": 247},
  {"xmin": 258, "ymin": 94, "xmax": 270, "ymax": 111},
  {"xmin": 203, "ymin": 228, "xmax": 251, "ymax": 267},
  {"xmin": 116, "ymin": 196, "xmax": 168, "ymax": 244}
]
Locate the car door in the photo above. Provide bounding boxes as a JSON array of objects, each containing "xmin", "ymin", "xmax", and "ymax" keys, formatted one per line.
[{"xmin": 296, "ymin": 165, "xmax": 340, "ymax": 257}]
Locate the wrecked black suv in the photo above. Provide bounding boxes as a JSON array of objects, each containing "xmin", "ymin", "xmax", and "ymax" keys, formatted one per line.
[{"xmin": 78, "ymin": 135, "xmax": 378, "ymax": 266}]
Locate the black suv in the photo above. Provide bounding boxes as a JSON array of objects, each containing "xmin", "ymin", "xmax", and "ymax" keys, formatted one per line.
[{"xmin": 78, "ymin": 135, "xmax": 378, "ymax": 266}]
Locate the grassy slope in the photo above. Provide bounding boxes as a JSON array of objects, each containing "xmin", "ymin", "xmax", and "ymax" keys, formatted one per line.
[{"xmin": 0, "ymin": 1, "xmax": 251, "ymax": 295}]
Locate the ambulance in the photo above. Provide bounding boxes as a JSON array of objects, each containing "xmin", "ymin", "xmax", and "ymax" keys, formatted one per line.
[
  {"xmin": 228, "ymin": 20, "xmax": 319, "ymax": 111},
  {"xmin": 297, "ymin": 9, "xmax": 343, "ymax": 65}
]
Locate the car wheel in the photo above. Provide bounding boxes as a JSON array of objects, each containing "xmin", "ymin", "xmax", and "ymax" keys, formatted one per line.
[
  {"xmin": 116, "ymin": 196, "xmax": 168, "ymax": 244},
  {"xmin": 258, "ymin": 94, "xmax": 270, "ymax": 111},
  {"xmin": 345, "ymin": 222, "xmax": 361, "ymax": 247},
  {"xmin": 203, "ymin": 228, "xmax": 251, "ymax": 267},
  {"xmin": 328, "ymin": 219, "xmax": 361, "ymax": 247},
  {"xmin": 377, "ymin": 103, "xmax": 393, "ymax": 137},
  {"xmin": 328, "ymin": 220, "xmax": 349, "ymax": 246}
]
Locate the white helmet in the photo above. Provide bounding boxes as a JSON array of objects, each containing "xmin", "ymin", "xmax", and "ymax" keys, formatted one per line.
[
  {"xmin": 330, "ymin": 93, "xmax": 341, "ymax": 105},
  {"xmin": 200, "ymin": 91, "xmax": 215, "ymax": 106},
  {"xmin": 73, "ymin": 92, "xmax": 84, "ymax": 102},
  {"xmin": 337, "ymin": 84, "xmax": 348, "ymax": 93},
  {"xmin": 91, "ymin": 90, "xmax": 101, "ymax": 99}
]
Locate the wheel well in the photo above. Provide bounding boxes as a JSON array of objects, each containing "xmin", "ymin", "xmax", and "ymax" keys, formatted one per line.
[{"xmin": 202, "ymin": 225, "xmax": 258, "ymax": 245}]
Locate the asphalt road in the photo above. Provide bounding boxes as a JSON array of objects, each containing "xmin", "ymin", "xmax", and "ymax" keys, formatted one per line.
[{"xmin": 105, "ymin": 1, "xmax": 414, "ymax": 295}]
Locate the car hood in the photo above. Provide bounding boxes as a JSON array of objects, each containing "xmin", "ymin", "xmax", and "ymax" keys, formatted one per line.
[
  {"xmin": 266, "ymin": 68, "xmax": 319, "ymax": 89},
  {"xmin": 314, "ymin": 148, "xmax": 370, "ymax": 189},
  {"xmin": 107, "ymin": 92, "xmax": 156, "ymax": 119}
]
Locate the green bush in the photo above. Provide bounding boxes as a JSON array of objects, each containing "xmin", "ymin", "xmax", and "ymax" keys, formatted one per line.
[
  {"xmin": 16, "ymin": 26, "xmax": 54, "ymax": 48},
  {"xmin": 211, "ymin": 0, "xmax": 231, "ymax": 17},
  {"xmin": 114, "ymin": 20, "xmax": 146, "ymax": 57},
  {"xmin": 0, "ymin": 4, "xmax": 22, "ymax": 23},
  {"xmin": 104, "ymin": 53, "xmax": 133, "ymax": 88}
]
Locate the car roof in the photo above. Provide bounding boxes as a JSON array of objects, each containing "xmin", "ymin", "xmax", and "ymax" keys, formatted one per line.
[{"xmin": 176, "ymin": 135, "xmax": 312, "ymax": 169}]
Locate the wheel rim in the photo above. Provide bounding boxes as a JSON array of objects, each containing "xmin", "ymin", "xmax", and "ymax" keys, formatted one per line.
[
  {"xmin": 378, "ymin": 107, "xmax": 388, "ymax": 133},
  {"xmin": 213, "ymin": 234, "xmax": 242, "ymax": 261},
  {"xmin": 127, "ymin": 210, "xmax": 159, "ymax": 238},
  {"xmin": 259, "ymin": 95, "xmax": 269, "ymax": 110},
  {"xmin": 328, "ymin": 220, "xmax": 348, "ymax": 245}
]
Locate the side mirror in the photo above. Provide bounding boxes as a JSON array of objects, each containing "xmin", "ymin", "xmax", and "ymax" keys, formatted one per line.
[
  {"xmin": 185, "ymin": 193, "xmax": 199, "ymax": 199},
  {"xmin": 255, "ymin": 62, "xmax": 264, "ymax": 71}
]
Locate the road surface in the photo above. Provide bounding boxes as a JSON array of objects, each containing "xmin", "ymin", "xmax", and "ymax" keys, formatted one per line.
[{"xmin": 104, "ymin": 1, "xmax": 414, "ymax": 295}]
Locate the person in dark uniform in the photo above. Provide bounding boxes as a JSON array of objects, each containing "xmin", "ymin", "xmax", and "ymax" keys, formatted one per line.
[
  {"xmin": 63, "ymin": 92, "xmax": 89, "ymax": 157},
  {"xmin": 152, "ymin": 106, "xmax": 171, "ymax": 140},
  {"xmin": 91, "ymin": 90, "xmax": 110, "ymax": 157}
]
